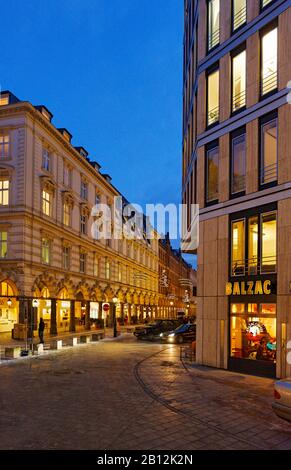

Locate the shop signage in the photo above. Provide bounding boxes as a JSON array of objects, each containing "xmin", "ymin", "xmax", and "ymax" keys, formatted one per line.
[{"xmin": 226, "ymin": 280, "xmax": 273, "ymax": 296}]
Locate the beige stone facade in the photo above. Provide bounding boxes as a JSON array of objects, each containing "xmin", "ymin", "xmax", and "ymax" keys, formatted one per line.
[
  {"xmin": 0, "ymin": 91, "xmax": 161, "ymax": 336},
  {"xmin": 182, "ymin": 0, "xmax": 291, "ymax": 378}
]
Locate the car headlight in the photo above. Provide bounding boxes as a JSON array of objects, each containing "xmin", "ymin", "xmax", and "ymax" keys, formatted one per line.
[
  {"xmin": 160, "ymin": 333, "xmax": 164, "ymax": 337},
  {"xmin": 168, "ymin": 333, "xmax": 175, "ymax": 338}
]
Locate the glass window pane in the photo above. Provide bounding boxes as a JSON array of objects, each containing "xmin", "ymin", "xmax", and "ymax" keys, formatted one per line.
[
  {"xmin": 261, "ymin": 119, "xmax": 277, "ymax": 185},
  {"xmin": 231, "ymin": 220, "xmax": 245, "ymax": 275},
  {"xmin": 261, "ymin": 212, "xmax": 276, "ymax": 273},
  {"xmin": 262, "ymin": 28, "xmax": 277, "ymax": 95},
  {"xmin": 207, "ymin": 70, "xmax": 219, "ymax": 125},
  {"xmin": 206, "ymin": 146, "xmax": 219, "ymax": 202},
  {"xmin": 248, "ymin": 217, "xmax": 258, "ymax": 275},
  {"xmin": 231, "ymin": 133, "xmax": 246, "ymax": 194},
  {"xmin": 233, "ymin": 0, "xmax": 246, "ymax": 30},
  {"xmin": 208, "ymin": 0, "xmax": 220, "ymax": 49},
  {"xmin": 232, "ymin": 51, "xmax": 246, "ymax": 111}
]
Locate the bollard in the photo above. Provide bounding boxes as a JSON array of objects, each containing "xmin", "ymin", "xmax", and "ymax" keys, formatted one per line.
[
  {"xmin": 5, "ymin": 347, "xmax": 21, "ymax": 359},
  {"xmin": 80, "ymin": 335, "xmax": 90, "ymax": 344}
]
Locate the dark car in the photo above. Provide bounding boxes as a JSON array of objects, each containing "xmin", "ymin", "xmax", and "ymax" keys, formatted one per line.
[
  {"xmin": 134, "ymin": 319, "xmax": 182, "ymax": 341},
  {"xmin": 161, "ymin": 323, "xmax": 196, "ymax": 344}
]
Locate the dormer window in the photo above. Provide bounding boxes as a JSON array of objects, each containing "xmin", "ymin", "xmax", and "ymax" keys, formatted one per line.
[
  {"xmin": 42, "ymin": 148, "xmax": 51, "ymax": 171},
  {"xmin": 0, "ymin": 95, "xmax": 9, "ymax": 106}
]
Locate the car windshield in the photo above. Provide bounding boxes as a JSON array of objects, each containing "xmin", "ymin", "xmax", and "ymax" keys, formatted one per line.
[{"xmin": 174, "ymin": 324, "xmax": 192, "ymax": 333}]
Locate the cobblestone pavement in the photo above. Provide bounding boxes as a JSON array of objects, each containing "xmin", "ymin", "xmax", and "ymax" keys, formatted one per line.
[{"xmin": 1, "ymin": 335, "xmax": 291, "ymax": 450}]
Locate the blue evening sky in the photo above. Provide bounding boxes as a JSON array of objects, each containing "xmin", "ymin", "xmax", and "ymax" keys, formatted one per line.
[{"xmin": 2, "ymin": 1, "xmax": 194, "ymax": 264}]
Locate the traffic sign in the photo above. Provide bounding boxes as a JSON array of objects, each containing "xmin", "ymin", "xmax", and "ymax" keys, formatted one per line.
[{"xmin": 103, "ymin": 303, "xmax": 110, "ymax": 312}]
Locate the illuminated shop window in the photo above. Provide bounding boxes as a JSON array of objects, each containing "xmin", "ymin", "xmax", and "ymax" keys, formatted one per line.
[
  {"xmin": 232, "ymin": 50, "xmax": 246, "ymax": 112},
  {"xmin": 208, "ymin": 0, "xmax": 220, "ymax": 50},
  {"xmin": 261, "ymin": 27, "xmax": 277, "ymax": 96},
  {"xmin": 206, "ymin": 144, "xmax": 219, "ymax": 203},
  {"xmin": 230, "ymin": 303, "xmax": 276, "ymax": 362},
  {"xmin": 231, "ymin": 220, "xmax": 245, "ymax": 275},
  {"xmin": 231, "ymin": 131, "xmax": 246, "ymax": 195},
  {"xmin": 232, "ymin": 0, "xmax": 246, "ymax": 31},
  {"xmin": 207, "ymin": 69, "xmax": 219, "ymax": 126}
]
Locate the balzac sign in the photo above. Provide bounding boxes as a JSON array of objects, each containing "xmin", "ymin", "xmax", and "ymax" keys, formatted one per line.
[{"xmin": 226, "ymin": 280, "xmax": 274, "ymax": 296}]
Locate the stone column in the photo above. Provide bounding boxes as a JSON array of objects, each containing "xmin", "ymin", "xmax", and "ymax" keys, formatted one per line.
[
  {"xmin": 70, "ymin": 300, "xmax": 76, "ymax": 332},
  {"xmin": 85, "ymin": 301, "xmax": 91, "ymax": 330},
  {"xmin": 50, "ymin": 298, "xmax": 57, "ymax": 335}
]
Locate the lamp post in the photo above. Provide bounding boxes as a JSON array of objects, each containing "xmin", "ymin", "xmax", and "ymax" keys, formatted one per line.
[{"xmin": 112, "ymin": 296, "xmax": 118, "ymax": 338}]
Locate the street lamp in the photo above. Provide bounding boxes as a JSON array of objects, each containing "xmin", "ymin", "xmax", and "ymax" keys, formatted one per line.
[
  {"xmin": 112, "ymin": 296, "xmax": 118, "ymax": 338},
  {"xmin": 7, "ymin": 298, "xmax": 12, "ymax": 307}
]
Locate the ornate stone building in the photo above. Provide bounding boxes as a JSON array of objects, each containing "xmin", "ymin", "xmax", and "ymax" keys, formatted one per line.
[{"xmin": 0, "ymin": 90, "xmax": 159, "ymax": 336}]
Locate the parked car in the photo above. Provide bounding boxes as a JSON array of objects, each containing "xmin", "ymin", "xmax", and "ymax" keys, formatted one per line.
[
  {"xmin": 272, "ymin": 378, "xmax": 291, "ymax": 422},
  {"xmin": 134, "ymin": 319, "xmax": 182, "ymax": 341},
  {"xmin": 160, "ymin": 323, "xmax": 196, "ymax": 344}
]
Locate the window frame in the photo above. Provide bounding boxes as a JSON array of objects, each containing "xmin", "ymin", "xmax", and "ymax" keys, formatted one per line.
[
  {"xmin": 80, "ymin": 252, "xmax": 86, "ymax": 274},
  {"xmin": 206, "ymin": 64, "xmax": 220, "ymax": 128},
  {"xmin": 260, "ymin": 22, "xmax": 278, "ymax": 99},
  {"xmin": 231, "ymin": 44, "xmax": 246, "ymax": 115},
  {"xmin": 259, "ymin": 111, "xmax": 278, "ymax": 190},
  {"xmin": 0, "ymin": 231, "xmax": 8, "ymax": 258},
  {"xmin": 0, "ymin": 134, "xmax": 10, "ymax": 160},
  {"xmin": 230, "ymin": 126, "xmax": 246, "ymax": 199},
  {"xmin": 42, "ymin": 189, "xmax": 52, "ymax": 217},
  {"xmin": 62, "ymin": 246, "xmax": 70, "ymax": 270},
  {"xmin": 205, "ymin": 139, "xmax": 219, "ymax": 206},
  {"xmin": 0, "ymin": 179, "xmax": 9, "ymax": 206},
  {"xmin": 231, "ymin": 0, "xmax": 247, "ymax": 34},
  {"xmin": 207, "ymin": 0, "xmax": 220, "ymax": 53},
  {"xmin": 41, "ymin": 238, "xmax": 51, "ymax": 265},
  {"xmin": 42, "ymin": 148, "xmax": 51, "ymax": 172}
]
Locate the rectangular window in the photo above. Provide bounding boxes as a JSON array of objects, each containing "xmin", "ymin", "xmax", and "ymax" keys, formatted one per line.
[
  {"xmin": 208, "ymin": 0, "xmax": 220, "ymax": 50},
  {"xmin": 81, "ymin": 180, "xmax": 88, "ymax": 200},
  {"xmin": 207, "ymin": 69, "xmax": 219, "ymax": 126},
  {"xmin": 232, "ymin": 50, "xmax": 246, "ymax": 112},
  {"xmin": 0, "ymin": 180, "xmax": 9, "ymax": 206},
  {"xmin": 232, "ymin": 0, "xmax": 246, "ymax": 31},
  {"xmin": 80, "ymin": 253, "xmax": 86, "ymax": 273},
  {"xmin": 95, "ymin": 192, "xmax": 101, "ymax": 205},
  {"xmin": 261, "ymin": 27, "xmax": 277, "ymax": 96},
  {"xmin": 260, "ymin": 117, "xmax": 278, "ymax": 186},
  {"xmin": 230, "ymin": 304, "xmax": 276, "ymax": 363},
  {"xmin": 261, "ymin": 0, "xmax": 274, "ymax": 9},
  {"xmin": 42, "ymin": 238, "xmax": 50, "ymax": 264},
  {"xmin": 63, "ymin": 165, "xmax": 72, "ymax": 187},
  {"xmin": 261, "ymin": 212, "xmax": 276, "ymax": 273},
  {"xmin": 42, "ymin": 149, "xmax": 50, "ymax": 171},
  {"xmin": 63, "ymin": 203, "xmax": 71, "ymax": 226},
  {"xmin": 62, "ymin": 246, "xmax": 70, "ymax": 270},
  {"xmin": 93, "ymin": 255, "xmax": 99, "ymax": 276},
  {"xmin": 206, "ymin": 144, "xmax": 219, "ymax": 203},
  {"xmin": 0, "ymin": 232, "xmax": 7, "ymax": 258},
  {"xmin": 0, "ymin": 135, "xmax": 10, "ymax": 159},
  {"xmin": 42, "ymin": 190, "xmax": 51, "ymax": 216},
  {"xmin": 248, "ymin": 216, "xmax": 258, "ymax": 275},
  {"xmin": 231, "ymin": 132, "xmax": 246, "ymax": 195},
  {"xmin": 231, "ymin": 220, "xmax": 245, "ymax": 275},
  {"xmin": 118, "ymin": 263, "xmax": 122, "ymax": 282},
  {"xmin": 105, "ymin": 259, "xmax": 110, "ymax": 279},
  {"xmin": 80, "ymin": 214, "xmax": 87, "ymax": 235}
]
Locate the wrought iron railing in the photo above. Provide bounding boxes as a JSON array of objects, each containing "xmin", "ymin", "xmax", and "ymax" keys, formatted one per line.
[
  {"xmin": 262, "ymin": 68, "xmax": 277, "ymax": 95},
  {"xmin": 233, "ymin": 5, "xmax": 247, "ymax": 30},
  {"xmin": 207, "ymin": 104, "xmax": 219, "ymax": 126},
  {"xmin": 260, "ymin": 162, "xmax": 277, "ymax": 185},
  {"xmin": 208, "ymin": 28, "xmax": 219, "ymax": 50},
  {"xmin": 232, "ymin": 88, "xmax": 246, "ymax": 111},
  {"xmin": 231, "ymin": 255, "xmax": 277, "ymax": 276}
]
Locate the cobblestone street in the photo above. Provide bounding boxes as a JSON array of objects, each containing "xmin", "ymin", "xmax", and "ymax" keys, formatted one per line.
[{"xmin": 1, "ymin": 335, "xmax": 291, "ymax": 450}]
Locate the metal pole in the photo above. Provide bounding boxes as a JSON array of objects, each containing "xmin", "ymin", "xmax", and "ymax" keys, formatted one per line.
[{"xmin": 113, "ymin": 303, "xmax": 117, "ymax": 338}]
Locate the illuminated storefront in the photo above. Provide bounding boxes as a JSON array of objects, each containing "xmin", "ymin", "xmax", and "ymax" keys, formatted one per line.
[{"xmin": 0, "ymin": 281, "xmax": 18, "ymax": 332}]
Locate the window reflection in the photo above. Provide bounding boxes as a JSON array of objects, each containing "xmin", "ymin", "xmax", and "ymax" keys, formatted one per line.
[{"xmin": 231, "ymin": 220, "xmax": 245, "ymax": 275}]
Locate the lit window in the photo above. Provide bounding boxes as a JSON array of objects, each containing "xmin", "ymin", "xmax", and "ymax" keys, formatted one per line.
[
  {"xmin": 261, "ymin": 27, "xmax": 277, "ymax": 96},
  {"xmin": 261, "ymin": 212, "xmax": 276, "ymax": 273},
  {"xmin": 260, "ymin": 117, "xmax": 277, "ymax": 186},
  {"xmin": 207, "ymin": 69, "xmax": 219, "ymax": 126},
  {"xmin": 80, "ymin": 214, "xmax": 87, "ymax": 234},
  {"xmin": 63, "ymin": 203, "xmax": 71, "ymax": 226},
  {"xmin": 232, "ymin": 50, "xmax": 246, "ymax": 111},
  {"xmin": 231, "ymin": 132, "xmax": 246, "ymax": 194},
  {"xmin": 0, "ymin": 135, "xmax": 9, "ymax": 159},
  {"xmin": 81, "ymin": 180, "xmax": 88, "ymax": 200},
  {"xmin": 208, "ymin": 0, "xmax": 220, "ymax": 50},
  {"xmin": 105, "ymin": 259, "xmax": 110, "ymax": 279},
  {"xmin": 80, "ymin": 253, "xmax": 86, "ymax": 273},
  {"xmin": 0, "ymin": 95, "xmax": 9, "ymax": 106},
  {"xmin": 118, "ymin": 263, "xmax": 122, "ymax": 282},
  {"xmin": 232, "ymin": 0, "xmax": 246, "ymax": 31},
  {"xmin": 0, "ymin": 180, "xmax": 9, "ymax": 206},
  {"xmin": 231, "ymin": 220, "xmax": 245, "ymax": 275},
  {"xmin": 42, "ymin": 190, "xmax": 51, "ymax": 216},
  {"xmin": 0, "ymin": 232, "xmax": 7, "ymax": 258},
  {"xmin": 42, "ymin": 238, "xmax": 50, "ymax": 264},
  {"xmin": 261, "ymin": 0, "xmax": 273, "ymax": 8},
  {"xmin": 248, "ymin": 217, "xmax": 258, "ymax": 275},
  {"xmin": 42, "ymin": 149, "xmax": 50, "ymax": 171},
  {"xmin": 62, "ymin": 246, "xmax": 70, "ymax": 270},
  {"xmin": 206, "ymin": 144, "xmax": 219, "ymax": 203},
  {"xmin": 0, "ymin": 281, "xmax": 14, "ymax": 296}
]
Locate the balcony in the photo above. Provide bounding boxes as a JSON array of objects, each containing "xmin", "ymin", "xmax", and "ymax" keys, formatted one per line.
[{"xmin": 231, "ymin": 255, "xmax": 277, "ymax": 277}]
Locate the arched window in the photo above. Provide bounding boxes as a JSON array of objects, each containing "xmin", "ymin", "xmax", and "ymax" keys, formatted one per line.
[
  {"xmin": 0, "ymin": 281, "xmax": 14, "ymax": 296},
  {"xmin": 58, "ymin": 288, "xmax": 69, "ymax": 300},
  {"xmin": 41, "ymin": 287, "xmax": 50, "ymax": 299}
]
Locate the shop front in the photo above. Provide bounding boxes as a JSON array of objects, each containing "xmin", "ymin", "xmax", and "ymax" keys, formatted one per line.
[
  {"xmin": 0, "ymin": 281, "xmax": 19, "ymax": 333},
  {"xmin": 227, "ymin": 278, "xmax": 277, "ymax": 378}
]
